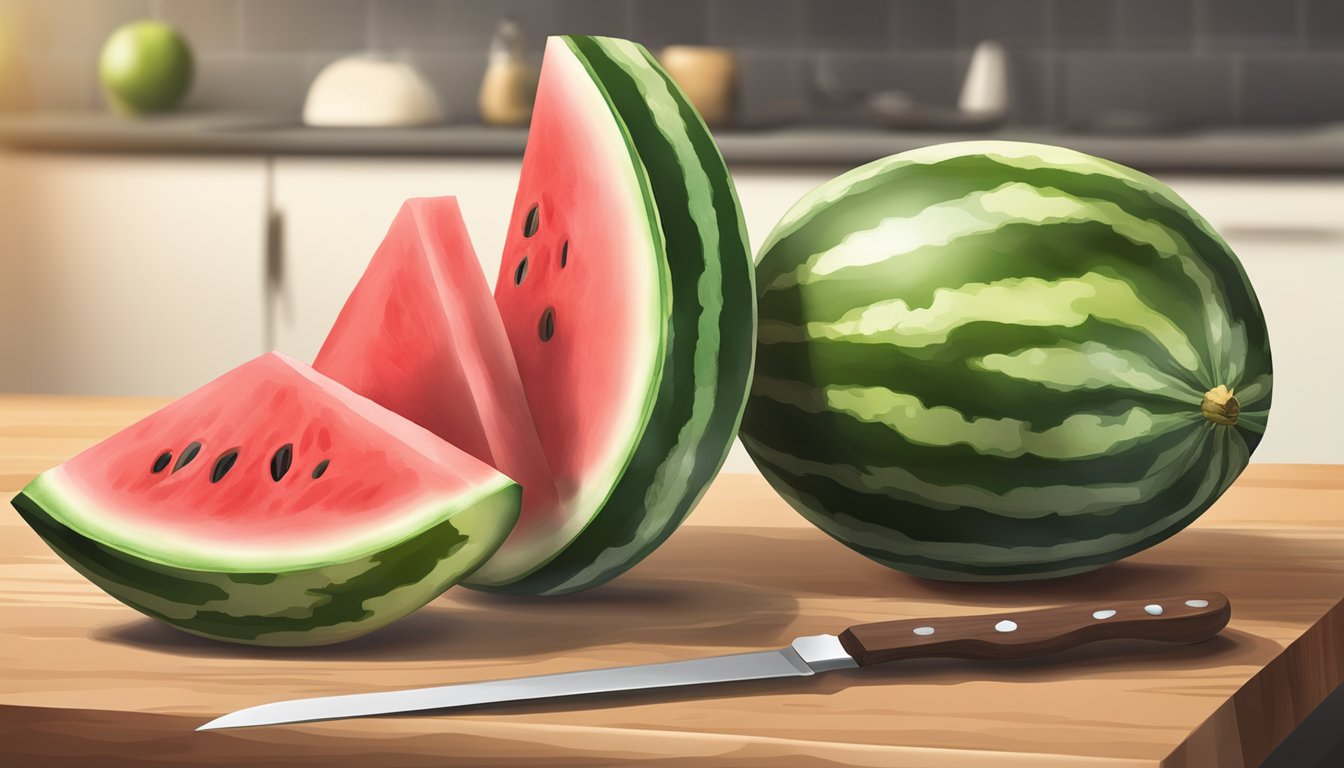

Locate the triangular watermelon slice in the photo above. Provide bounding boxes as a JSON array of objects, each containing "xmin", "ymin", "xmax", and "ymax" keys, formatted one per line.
[
  {"xmin": 314, "ymin": 196, "xmax": 559, "ymax": 526},
  {"xmin": 10, "ymin": 353, "xmax": 520, "ymax": 646},
  {"xmin": 311, "ymin": 37, "xmax": 755, "ymax": 595}
]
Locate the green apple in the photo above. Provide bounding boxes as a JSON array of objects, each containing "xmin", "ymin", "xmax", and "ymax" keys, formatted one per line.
[{"xmin": 99, "ymin": 21, "xmax": 193, "ymax": 115}]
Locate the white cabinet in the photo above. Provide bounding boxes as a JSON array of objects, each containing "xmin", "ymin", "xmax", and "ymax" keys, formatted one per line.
[
  {"xmin": 269, "ymin": 157, "xmax": 521, "ymax": 363},
  {"xmin": 0, "ymin": 152, "xmax": 268, "ymax": 397},
  {"xmin": 1160, "ymin": 177, "xmax": 1344, "ymax": 464},
  {"xmin": 728, "ymin": 166, "xmax": 829, "ymax": 258}
]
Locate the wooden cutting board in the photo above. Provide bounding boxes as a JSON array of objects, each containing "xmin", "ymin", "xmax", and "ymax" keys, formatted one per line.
[{"xmin": 2, "ymin": 394, "xmax": 1343, "ymax": 767}]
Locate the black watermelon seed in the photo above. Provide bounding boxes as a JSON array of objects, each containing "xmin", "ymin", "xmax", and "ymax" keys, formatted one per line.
[
  {"xmin": 514, "ymin": 256, "xmax": 529, "ymax": 286},
  {"xmin": 311, "ymin": 459, "xmax": 330, "ymax": 480},
  {"xmin": 560, "ymin": 240, "xmax": 569, "ymax": 269},
  {"xmin": 538, "ymin": 306, "xmax": 556, "ymax": 342},
  {"xmin": 172, "ymin": 442, "xmax": 201, "ymax": 473},
  {"xmin": 151, "ymin": 451, "xmax": 172, "ymax": 474},
  {"xmin": 523, "ymin": 204, "xmax": 540, "ymax": 237},
  {"xmin": 211, "ymin": 449, "xmax": 240, "ymax": 483},
  {"xmin": 271, "ymin": 443, "xmax": 294, "ymax": 482}
]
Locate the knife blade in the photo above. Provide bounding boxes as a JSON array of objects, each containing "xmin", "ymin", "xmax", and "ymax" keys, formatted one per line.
[{"xmin": 199, "ymin": 592, "xmax": 1230, "ymax": 731}]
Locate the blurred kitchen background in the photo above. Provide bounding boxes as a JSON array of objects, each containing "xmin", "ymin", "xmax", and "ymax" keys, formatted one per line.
[
  {"xmin": 0, "ymin": 0, "xmax": 1341, "ymax": 467},
  {"xmin": 3, "ymin": 0, "xmax": 1344, "ymax": 128}
]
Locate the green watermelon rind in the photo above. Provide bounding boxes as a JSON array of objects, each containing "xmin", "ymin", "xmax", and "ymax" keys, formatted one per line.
[
  {"xmin": 743, "ymin": 140, "xmax": 1271, "ymax": 582},
  {"xmin": 13, "ymin": 475, "xmax": 520, "ymax": 646},
  {"xmin": 468, "ymin": 36, "xmax": 755, "ymax": 595}
]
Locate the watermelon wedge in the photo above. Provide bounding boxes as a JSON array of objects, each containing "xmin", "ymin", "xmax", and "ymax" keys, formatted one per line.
[
  {"xmin": 315, "ymin": 196, "xmax": 559, "ymax": 529},
  {"xmin": 10, "ymin": 353, "xmax": 520, "ymax": 646},
  {"xmin": 477, "ymin": 36, "xmax": 756, "ymax": 593}
]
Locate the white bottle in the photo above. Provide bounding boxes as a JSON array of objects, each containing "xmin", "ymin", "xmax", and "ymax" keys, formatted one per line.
[{"xmin": 959, "ymin": 41, "xmax": 1008, "ymax": 118}]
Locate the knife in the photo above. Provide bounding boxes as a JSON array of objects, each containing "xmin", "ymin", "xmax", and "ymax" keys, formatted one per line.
[{"xmin": 199, "ymin": 592, "xmax": 1230, "ymax": 731}]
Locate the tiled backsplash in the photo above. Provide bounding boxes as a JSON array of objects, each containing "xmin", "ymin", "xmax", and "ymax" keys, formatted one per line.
[{"xmin": 1, "ymin": 0, "xmax": 1341, "ymax": 128}]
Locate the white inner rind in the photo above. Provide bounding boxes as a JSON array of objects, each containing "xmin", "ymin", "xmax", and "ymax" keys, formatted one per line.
[{"xmin": 27, "ymin": 468, "xmax": 517, "ymax": 573}]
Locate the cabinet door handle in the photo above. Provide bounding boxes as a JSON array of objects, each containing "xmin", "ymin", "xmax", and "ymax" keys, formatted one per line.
[
  {"xmin": 266, "ymin": 209, "xmax": 285, "ymax": 287},
  {"xmin": 262, "ymin": 208, "xmax": 285, "ymax": 352}
]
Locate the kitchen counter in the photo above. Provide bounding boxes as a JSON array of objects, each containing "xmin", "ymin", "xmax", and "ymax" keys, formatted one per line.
[
  {"xmin": 3, "ymin": 394, "xmax": 1344, "ymax": 766},
  {"xmin": 1, "ymin": 112, "xmax": 1343, "ymax": 173}
]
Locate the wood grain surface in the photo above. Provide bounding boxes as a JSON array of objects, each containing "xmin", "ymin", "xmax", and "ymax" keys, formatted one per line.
[{"xmin": 2, "ymin": 394, "xmax": 1343, "ymax": 767}]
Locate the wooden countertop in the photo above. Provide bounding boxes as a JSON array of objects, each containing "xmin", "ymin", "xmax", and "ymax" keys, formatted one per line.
[{"xmin": 2, "ymin": 394, "xmax": 1343, "ymax": 767}]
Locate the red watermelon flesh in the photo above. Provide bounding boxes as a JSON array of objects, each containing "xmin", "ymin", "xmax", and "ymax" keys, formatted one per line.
[
  {"xmin": 478, "ymin": 42, "xmax": 666, "ymax": 585},
  {"xmin": 315, "ymin": 197, "xmax": 559, "ymax": 534},
  {"xmin": 12, "ymin": 351, "xmax": 521, "ymax": 645},
  {"xmin": 47, "ymin": 352, "xmax": 512, "ymax": 567}
]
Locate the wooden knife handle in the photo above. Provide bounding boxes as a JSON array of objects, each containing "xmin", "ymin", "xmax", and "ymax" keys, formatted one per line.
[{"xmin": 837, "ymin": 593, "xmax": 1230, "ymax": 667}]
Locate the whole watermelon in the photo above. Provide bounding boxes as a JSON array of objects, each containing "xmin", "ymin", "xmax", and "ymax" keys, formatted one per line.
[{"xmin": 742, "ymin": 141, "xmax": 1272, "ymax": 581}]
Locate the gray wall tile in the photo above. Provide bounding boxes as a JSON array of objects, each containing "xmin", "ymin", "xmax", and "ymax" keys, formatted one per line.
[
  {"xmin": 888, "ymin": 0, "xmax": 956, "ymax": 49},
  {"xmin": 956, "ymin": 0, "xmax": 1051, "ymax": 48},
  {"xmin": 370, "ymin": 0, "xmax": 445, "ymax": 50},
  {"xmin": 815, "ymin": 49, "xmax": 964, "ymax": 108},
  {"xmin": 157, "ymin": 0, "xmax": 241, "ymax": 52},
  {"xmin": 1053, "ymin": 0, "xmax": 1118, "ymax": 50},
  {"xmin": 710, "ymin": 0, "xmax": 804, "ymax": 47},
  {"xmin": 813, "ymin": 48, "xmax": 1057, "ymax": 125},
  {"xmin": 1006, "ymin": 50, "xmax": 1055, "ymax": 124},
  {"xmin": 242, "ymin": 0, "xmax": 368, "ymax": 52},
  {"xmin": 1, "ymin": 0, "xmax": 1337, "ymax": 129},
  {"xmin": 1202, "ymin": 0, "xmax": 1301, "ymax": 50},
  {"xmin": 805, "ymin": 0, "xmax": 889, "ymax": 50},
  {"xmin": 188, "ymin": 52, "xmax": 309, "ymax": 114},
  {"xmin": 371, "ymin": 0, "xmax": 556, "ymax": 53},
  {"xmin": 552, "ymin": 0, "xmax": 633, "ymax": 38},
  {"xmin": 1117, "ymin": 0, "xmax": 1196, "ymax": 49},
  {"xmin": 402, "ymin": 50, "xmax": 488, "ymax": 122},
  {"xmin": 736, "ymin": 50, "xmax": 811, "ymax": 126},
  {"xmin": 1239, "ymin": 52, "xmax": 1344, "ymax": 124},
  {"xmin": 1303, "ymin": 0, "xmax": 1344, "ymax": 49},
  {"xmin": 7, "ymin": 0, "xmax": 153, "ymax": 57},
  {"xmin": 632, "ymin": 0, "xmax": 710, "ymax": 49},
  {"xmin": 1061, "ymin": 51, "xmax": 1237, "ymax": 131}
]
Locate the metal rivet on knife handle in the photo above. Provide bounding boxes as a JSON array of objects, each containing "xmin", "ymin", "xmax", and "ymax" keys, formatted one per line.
[{"xmin": 835, "ymin": 593, "xmax": 1231, "ymax": 667}]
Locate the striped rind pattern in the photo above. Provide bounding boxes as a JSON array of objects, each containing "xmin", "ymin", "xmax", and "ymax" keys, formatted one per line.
[
  {"xmin": 477, "ymin": 36, "xmax": 755, "ymax": 595},
  {"xmin": 12, "ymin": 477, "xmax": 520, "ymax": 646},
  {"xmin": 742, "ymin": 141, "xmax": 1271, "ymax": 581}
]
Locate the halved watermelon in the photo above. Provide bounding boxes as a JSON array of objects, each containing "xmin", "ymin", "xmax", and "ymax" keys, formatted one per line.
[
  {"xmin": 10, "ymin": 353, "xmax": 519, "ymax": 646},
  {"xmin": 303, "ymin": 36, "xmax": 754, "ymax": 595},
  {"xmin": 477, "ymin": 36, "xmax": 756, "ymax": 593}
]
